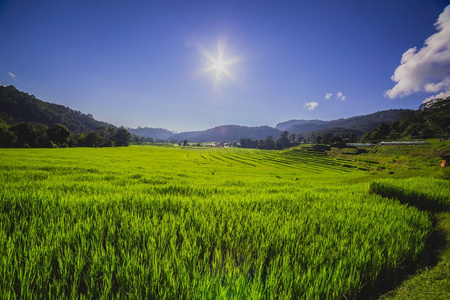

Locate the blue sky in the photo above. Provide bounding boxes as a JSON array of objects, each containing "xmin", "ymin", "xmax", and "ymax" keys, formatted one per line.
[{"xmin": 1, "ymin": 0, "xmax": 449, "ymax": 132}]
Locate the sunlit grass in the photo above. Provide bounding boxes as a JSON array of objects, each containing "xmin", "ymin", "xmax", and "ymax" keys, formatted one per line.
[{"xmin": 0, "ymin": 146, "xmax": 436, "ymax": 298}]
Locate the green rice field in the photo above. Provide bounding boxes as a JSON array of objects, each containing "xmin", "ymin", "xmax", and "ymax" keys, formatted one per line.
[{"xmin": 0, "ymin": 145, "xmax": 448, "ymax": 299}]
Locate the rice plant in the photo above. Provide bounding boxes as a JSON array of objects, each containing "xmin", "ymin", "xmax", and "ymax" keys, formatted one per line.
[{"xmin": 0, "ymin": 146, "xmax": 435, "ymax": 299}]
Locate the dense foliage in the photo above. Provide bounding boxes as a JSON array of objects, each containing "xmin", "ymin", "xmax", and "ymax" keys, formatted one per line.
[
  {"xmin": 240, "ymin": 131, "xmax": 297, "ymax": 150},
  {"xmin": 0, "ymin": 86, "xmax": 132, "ymax": 148},
  {"xmin": 240, "ymin": 130, "xmax": 359, "ymax": 149},
  {"xmin": 0, "ymin": 120, "xmax": 131, "ymax": 148},
  {"xmin": 0, "ymin": 85, "xmax": 113, "ymax": 132},
  {"xmin": 279, "ymin": 109, "xmax": 408, "ymax": 135},
  {"xmin": 0, "ymin": 146, "xmax": 440, "ymax": 298},
  {"xmin": 362, "ymin": 97, "xmax": 450, "ymax": 142}
]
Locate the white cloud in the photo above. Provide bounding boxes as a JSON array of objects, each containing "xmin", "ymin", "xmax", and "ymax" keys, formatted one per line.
[
  {"xmin": 336, "ymin": 92, "xmax": 346, "ymax": 101},
  {"xmin": 304, "ymin": 101, "xmax": 318, "ymax": 111},
  {"xmin": 385, "ymin": 5, "xmax": 450, "ymax": 100},
  {"xmin": 325, "ymin": 93, "xmax": 332, "ymax": 99},
  {"xmin": 8, "ymin": 72, "xmax": 16, "ymax": 79},
  {"xmin": 423, "ymin": 91, "xmax": 450, "ymax": 104}
]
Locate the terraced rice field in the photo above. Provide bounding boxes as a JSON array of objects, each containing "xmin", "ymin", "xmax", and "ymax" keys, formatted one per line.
[{"xmin": 0, "ymin": 145, "xmax": 438, "ymax": 299}]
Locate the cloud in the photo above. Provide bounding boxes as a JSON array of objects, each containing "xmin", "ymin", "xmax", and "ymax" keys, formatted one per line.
[
  {"xmin": 8, "ymin": 72, "xmax": 16, "ymax": 79},
  {"xmin": 423, "ymin": 91, "xmax": 450, "ymax": 104},
  {"xmin": 304, "ymin": 101, "xmax": 318, "ymax": 111},
  {"xmin": 385, "ymin": 5, "xmax": 450, "ymax": 100},
  {"xmin": 325, "ymin": 93, "xmax": 332, "ymax": 99},
  {"xmin": 336, "ymin": 92, "xmax": 346, "ymax": 101}
]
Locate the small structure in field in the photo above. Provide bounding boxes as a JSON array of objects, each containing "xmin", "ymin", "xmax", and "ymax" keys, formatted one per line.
[
  {"xmin": 441, "ymin": 155, "xmax": 450, "ymax": 168},
  {"xmin": 378, "ymin": 141, "xmax": 426, "ymax": 146}
]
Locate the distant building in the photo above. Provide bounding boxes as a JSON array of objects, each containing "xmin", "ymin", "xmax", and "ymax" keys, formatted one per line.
[{"xmin": 378, "ymin": 141, "xmax": 426, "ymax": 146}]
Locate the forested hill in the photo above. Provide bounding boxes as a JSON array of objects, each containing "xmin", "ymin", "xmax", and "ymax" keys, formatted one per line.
[
  {"xmin": 171, "ymin": 125, "xmax": 282, "ymax": 143},
  {"xmin": 276, "ymin": 119, "xmax": 326, "ymax": 131},
  {"xmin": 277, "ymin": 109, "xmax": 410, "ymax": 135},
  {"xmin": 0, "ymin": 85, "xmax": 114, "ymax": 132},
  {"xmin": 127, "ymin": 127, "xmax": 174, "ymax": 140}
]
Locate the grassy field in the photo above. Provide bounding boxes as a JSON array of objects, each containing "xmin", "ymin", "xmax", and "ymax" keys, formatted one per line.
[{"xmin": 0, "ymin": 144, "xmax": 449, "ymax": 299}]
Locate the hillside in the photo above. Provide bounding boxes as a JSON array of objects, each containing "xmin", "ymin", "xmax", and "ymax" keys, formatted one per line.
[
  {"xmin": 132, "ymin": 110, "xmax": 409, "ymax": 143},
  {"xmin": 276, "ymin": 119, "xmax": 326, "ymax": 131},
  {"xmin": 0, "ymin": 85, "xmax": 114, "ymax": 132},
  {"xmin": 171, "ymin": 125, "xmax": 282, "ymax": 143},
  {"xmin": 127, "ymin": 127, "xmax": 174, "ymax": 140},
  {"xmin": 278, "ymin": 109, "xmax": 409, "ymax": 135},
  {"xmin": 1, "ymin": 86, "xmax": 417, "ymax": 143}
]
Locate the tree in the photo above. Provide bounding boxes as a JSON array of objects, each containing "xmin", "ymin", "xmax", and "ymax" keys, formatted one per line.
[
  {"xmin": 421, "ymin": 96, "xmax": 450, "ymax": 137},
  {"xmin": 329, "ymin": 136, "xmax": 345, "ymax": 148},
  {"xmin": 265, "ymin": 135, "xmax": 276, "ymax": 150},
  {"xmin": 0, "ymin": 122, "xmax": 16, "ymax": 147},
  {"xmin": 183, "ymin": 140, "xmax": 188, "ymax": 146},
  {"xmin": 10, "ymin": 123, "xmax": 39, "ymax": 147},
  {"xmin": 113, "ymin": 128, "xmax": 131, "ymax": 146},
  {"xmin": 276, "ymin": 131, "xmax": 290, "ymax": 150},
  {"xmin": 83, "ymin": 132, "xmax": 102, "ymax": 147},
  {"xmin": 314, "ymin": 135, "xmax": 322, "ymax": 144},
  {"xmin": 323, "ymin": 132, "xmax": 333, "ymax": 144},
  {"xmin": 47, "ymin": 123, "xmax": 71, "ymax": 147}
]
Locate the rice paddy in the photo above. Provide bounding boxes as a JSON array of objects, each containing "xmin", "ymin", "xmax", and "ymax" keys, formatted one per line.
[{"xmin": 0, "ymin": 145, "xmax": 441, "ymax": 299}]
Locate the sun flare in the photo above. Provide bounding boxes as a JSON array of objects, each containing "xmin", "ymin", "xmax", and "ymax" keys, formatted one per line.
[
  {"xmin": 193, "ymin": 38, "xmax": 242, "ymax": 87},
  {"xmin": 212, "ymin": 59, "xmax": 226, "ymax": 74}
]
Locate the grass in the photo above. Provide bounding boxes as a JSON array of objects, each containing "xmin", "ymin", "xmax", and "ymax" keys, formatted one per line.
[
  {"xmin": 0, "ymin": 143, "xmax": 449, "ymax": 298},
  {"xmin": 378, "ymin": 212, "xmax": 450, "ymax": 300}
]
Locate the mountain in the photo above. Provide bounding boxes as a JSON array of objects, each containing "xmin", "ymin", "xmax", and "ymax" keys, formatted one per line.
[
  {"xmin": 0, "ymin": 85, "xmax": 114, "ymax": 132},
  {"xmin": 276, "ymin": 119, "xmax": 326, "ymax": 131},
  {"xmin": 129, "ymin": 110, "xmax": 411, "ymax": 143},
  {"xmin": 1, "ymin": 86, "xmax": 414, "ymax": 143},
  {"xmin": 278, "ymin": 109, "xmax": 410, "ymax": 136},
  {"xmin": 127, "ymin": 127, "xmax": 174, "ymax": 140},
  {"xmin": 171, "ymin": 125, "xmax": 282, "ymax": 143}
]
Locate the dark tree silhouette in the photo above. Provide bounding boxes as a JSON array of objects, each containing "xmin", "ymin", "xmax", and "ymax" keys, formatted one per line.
[
  {"xmin": 10, "ymin": 123, "xmax": 39, "ymax": 147},
  {"xmin": 114, "ymin": 128, "xmax": 132, "ymax": 146},
  {"xmin": 47, "ymin": 123, "xmax": 70, "ymax": 147}
]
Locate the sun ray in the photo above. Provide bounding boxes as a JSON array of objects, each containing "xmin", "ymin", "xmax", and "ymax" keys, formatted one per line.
[{"xmin": 191, "ymin": 37, "xmax": 242, "ymax": 87}]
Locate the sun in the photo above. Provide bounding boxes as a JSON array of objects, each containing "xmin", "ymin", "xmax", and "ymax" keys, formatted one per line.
[
  {"xmin": 210, "ymin": 57, "xmax": 229, "ymax": 80},
  {"xmin": 212, "ymin": 58, "xmax": 226, "ymax": 74},
  {"xmin": 192, "ymin": 38, "xmax": 242, "ymax": 86}
]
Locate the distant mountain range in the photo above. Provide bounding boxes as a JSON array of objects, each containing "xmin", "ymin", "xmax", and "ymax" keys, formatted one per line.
[
  {"xmin": 171, "ymin": 125, "xmax": 282, "ymax": 143},
  {"xmin": 126, "ymin": 127, "xmax": 174, "ymax": 140},
  {"xmin": 129, "ymin": 110, "xmax": 409, "ymax": 142},
  {"xmin": 1, "ymin": 85, "xmax": 411, "ymax": 143},
  {"xmin": 276, "ymin": 109, "xmax": 409, "ymax": 136}
]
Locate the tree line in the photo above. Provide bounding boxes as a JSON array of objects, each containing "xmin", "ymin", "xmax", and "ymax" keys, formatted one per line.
[
  {"xmin": 361, "ymin": 97, "xmax": 450, "ymax": 142},
  {"xmin": 0, "ymin": 121, "xmax": 131, "ymax": 148},
  {"xmin": 240, "ymin": 130, "xmax": 359, "ymax": 150},
  {"xmin": 240, "ymin": 131, "xmax": 300, "ymax": 150}
]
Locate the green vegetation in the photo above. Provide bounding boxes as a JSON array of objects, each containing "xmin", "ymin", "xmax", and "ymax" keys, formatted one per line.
[
  {"xmin": 0, "ymin": 86, "xmax": 132, "ymax": 148},
  {"xmin": 362, "ymin": 97, "xmax": 450, "ymax": 142},
  {"xmin": 1, "ymin": 143, "xmax": 449, "ymax": 299},
  {"xmin": 0, "ymin": 121, "xmax": 131, "ymax": 148},
  {"xmin": 0, "ymin": 85, "xmax": 112, "ymax": 132},
  {"xmin": 370, "ymin": 180, "xmax": 450, "ymax": 299}
]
